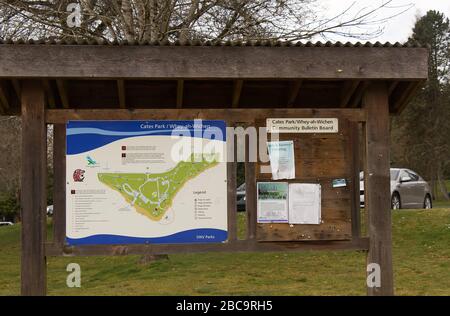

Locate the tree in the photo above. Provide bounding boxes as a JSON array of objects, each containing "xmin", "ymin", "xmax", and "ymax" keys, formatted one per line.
[
  {"xmin": 0, "ymin": 0, "xmax": 412, "ymax": 42},
  {"xmin": 391, "ymin": 10, "xmax": 450, "ymax": 200},
  {"xmin": 0, "ymin": 0, "xmax": 416, "ymax": 219},
  {"xmin": 0, "ymin": 0, "xmax": 415, "ymax": 183}
]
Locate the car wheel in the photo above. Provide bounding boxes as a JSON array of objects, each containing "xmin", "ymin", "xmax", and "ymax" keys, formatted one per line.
[
  {"xmin": 391, "ymin": 193, "xmax": 401, "ymax": 210},
  {"xmin": 423, "ymin": 195, "xmax": 432, "ymax": 209}
]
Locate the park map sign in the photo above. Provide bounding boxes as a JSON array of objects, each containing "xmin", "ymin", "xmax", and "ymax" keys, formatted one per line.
[{"xmin": 66, "ymin": 120, "xmax": 228, "ymax": 245}]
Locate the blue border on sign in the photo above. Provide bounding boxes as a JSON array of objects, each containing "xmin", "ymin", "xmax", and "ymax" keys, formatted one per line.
[
  {"xmin": 66, "ymin": 228, "xmax": 228, "ymax": 245},
  {"xmin": 67, "ymin": 120, "xmax": 227, "ymax": 155}
]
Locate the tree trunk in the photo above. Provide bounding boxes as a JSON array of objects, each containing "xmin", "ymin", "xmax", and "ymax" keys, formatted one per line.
[
  {"xmin": 430, "ymin": 166, "xmax": 437, "ymax": 200},
  {"xmin": 179, "ymin": 0, "xmax": 199, "ymax": 43},
  {"xmin": 437, "ymin": 163, "xmax": 449, "ymax": 200},
  {"xmin": 121, "ymin": 0, "xmax": 135, "ymax": 42}
]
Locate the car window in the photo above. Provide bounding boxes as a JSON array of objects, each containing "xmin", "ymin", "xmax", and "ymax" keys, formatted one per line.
[
  {"xmin": 399, "ymin": 170, "xmax": 409, "ymax": 181},
  {"xmin": 406, "ymin": 170, "xmax": 419, "ymax": 181},
  {"xmin": 390, "ymin": 170, "xmax": 400, "ymax": 180}
]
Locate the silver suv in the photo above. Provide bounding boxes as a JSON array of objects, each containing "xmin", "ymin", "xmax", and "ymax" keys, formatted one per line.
[{"xmin": 360, "ymin": 168, "xmax": 432, "ymax": 210}]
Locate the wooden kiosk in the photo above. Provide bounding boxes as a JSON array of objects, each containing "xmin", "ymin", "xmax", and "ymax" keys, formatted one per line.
[{"xmin": 0, "ymin": 40, "xmax": 428, "ymax": 296}]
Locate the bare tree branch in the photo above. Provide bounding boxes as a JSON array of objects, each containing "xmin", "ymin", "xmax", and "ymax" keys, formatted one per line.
[{"xmin": 0, "ymin": 0, "xmax": 413, "ymax": 42}]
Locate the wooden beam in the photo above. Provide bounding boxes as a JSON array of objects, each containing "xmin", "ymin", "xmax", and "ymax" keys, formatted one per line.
[
  {"xmin": 56, "ymin": 79, "xmax": 69, "ymax": 109},
  {"xmin": 176, "ymin": 79, "xmax": 184, "ymax": 108},
  {"xmin": 349, "ymin": 81, "xmax": 369, "ymax": 108},
  {"xmin": 391, "ymin": 81, "xmax": 422, "ymax": 114},
  {"xmin": 227, "ymin": 128, "xmax": 237, "ymax": 241},
  {"xmin": 231, "ymin": 80, "xmax": 243, "ymax": 108},
  {"xmin": 388, "ymin": 81, "xmax": 399, "ymax": 96},
  {"xmin": 117, "ymin": 79, "xmax": 126, "ymax": 108},
  {"xmin": 287, "ymin": 80, "xmax": 302, "ymax": 107},
  {"xmin": 42, "ymin": 80, "xmax": 56, "ymax": 109},
  {"xmin": 52, "ymin": 124, "xmax": 66, "ymax": 245},
  {"xmin": 245, "ymin": 140, "xmax": 257, "ymax": 240},
  {"xmin": 46, "ymin": 108, "xmax": 367, "ymax": 124},
  {"xmin": 0, "ymin": 80, "xmax": 10, "ymax": 113},
  {"xmin": 11, "ymin": 79, "xmax": 21, "ymax": 100},
  {"xmin": 362, "ymin": 122, "xmax": 368, "ymax": 237},
  {"xmin": 0, "ymin": 46, "xmax": 429, "ymax": 80},
  {"xmin": 363, "ymin": 82, "xmax": 393, "ymax": 296},
  {"xmin": 348, "ymin": 121, "xmax": 361, "ymax": 238},
  {"xmin": 21, "ymin": 80, "xmax": 47, "ymax": 296},
  {"xmin": 45, "ymin": 237, "xmax": 370, "ymax": 257},
  {"xmin": 0, "ymin": 80, "xmax": 21, "ymax": 115},
  {"xmin": 340, "ymin": 80, "xmax": 360, "ymax": 107}
]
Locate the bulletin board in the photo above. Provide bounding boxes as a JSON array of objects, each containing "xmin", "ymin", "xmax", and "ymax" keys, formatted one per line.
[{"xmin": 255, "ymin": 117, "xmax": 354, "ymax": 242}]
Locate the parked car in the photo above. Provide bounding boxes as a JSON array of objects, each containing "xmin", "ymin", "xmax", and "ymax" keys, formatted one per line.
[
  {"xmin": 0, "ymin": 222, "xmax": 14, "ymax": 227},
  {"xmin": 360, "ymin": 168, "xmax": 432, "ymax": 210},
  {"xmin": 237, "ymin": 183, "xmax": 246, "ymax": 212},
  {"xmin": 46, "ymin": 205, "xmax": 54, "ymax": 216}
]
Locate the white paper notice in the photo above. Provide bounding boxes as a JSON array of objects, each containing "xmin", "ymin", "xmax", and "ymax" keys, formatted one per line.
[
  {"xmin": 288, "ymin": 183, "xmax": 321, "ymax": 225},
  {"xmin": 257, "ymin": 182, "xmax": 289, "ymax": 223},
  {"xmin": 267, "ymin": 141, "xmax": 295, "ymax": 180}
]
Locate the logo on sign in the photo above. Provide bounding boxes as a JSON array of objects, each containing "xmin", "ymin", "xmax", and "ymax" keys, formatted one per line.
[
  {"xmin": 73, "ymin": 169, "xmax": 85, "ymax": 182},
  {"xmin": 86, "ymin": 155, "xmax": 97, "ymax": 166}
]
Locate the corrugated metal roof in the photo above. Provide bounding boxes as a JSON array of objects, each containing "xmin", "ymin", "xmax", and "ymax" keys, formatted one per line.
[{"xmin": 0, "ymin": 38, "xmax": 426, "ymax": 48}]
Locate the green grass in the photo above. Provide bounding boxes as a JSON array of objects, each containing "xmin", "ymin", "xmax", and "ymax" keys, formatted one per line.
[{"xmin": 0, "ymin": 209, "xmax": 449, "ymax": 296}]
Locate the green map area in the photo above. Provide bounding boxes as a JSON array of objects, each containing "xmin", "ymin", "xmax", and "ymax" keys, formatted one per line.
[{"xmin": 97, "ymin": 154, "xmax": 219, "ymax": 221}]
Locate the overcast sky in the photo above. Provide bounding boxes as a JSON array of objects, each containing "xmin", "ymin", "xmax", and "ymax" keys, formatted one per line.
[{"xmin": 319, "ymin": 0, "xmax": 450, "ymax": 43}]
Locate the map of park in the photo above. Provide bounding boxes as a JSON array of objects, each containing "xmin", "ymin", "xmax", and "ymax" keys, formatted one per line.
[{"xmin": 97, "ymin": 154, "xmax": 219, "ymax": 221}]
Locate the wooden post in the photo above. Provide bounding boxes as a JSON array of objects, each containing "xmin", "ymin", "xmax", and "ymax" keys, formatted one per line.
[
  {"xmin": 245, "ymin": 132, "xmax": 257, "ymax": 240},
  {"xmin": 227, "ymin": 127, "xmax": 237, "ymax": 241},
  {"xmin": 349, "ymin": 121, "xmax": 361, "ymax": 238},
  {"xmin": 363, "ymin": 82, "xmax": 394, "ymax": 296},
  {"xmin": 21, "ymin": 80, "xmax": 47, "ymax": 296},
  {"xmin": 53, "ymin": 124, "xmax": 66, "ymax": 245}
]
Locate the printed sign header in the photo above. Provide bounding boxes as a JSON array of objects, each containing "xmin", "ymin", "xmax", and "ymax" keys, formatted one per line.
[{"xmin": 266, "ymin": 118, "xmax": 338, "ymax": 133}]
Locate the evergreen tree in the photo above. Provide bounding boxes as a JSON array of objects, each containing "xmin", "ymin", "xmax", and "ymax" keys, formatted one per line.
[{"xmin": 391, "ymin": 10, "xmax": 450, "ymax": 199}]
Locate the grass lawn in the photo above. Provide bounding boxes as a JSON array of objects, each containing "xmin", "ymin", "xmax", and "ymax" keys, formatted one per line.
[{"xmin": 0, "ymin": 208, "xmax": 449, "ymax": 296}]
